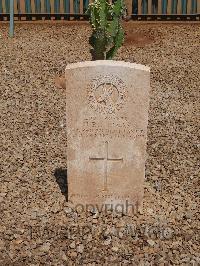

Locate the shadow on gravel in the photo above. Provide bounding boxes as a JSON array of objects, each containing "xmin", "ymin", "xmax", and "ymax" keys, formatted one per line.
[{"xmin": 54, "ymin": 168, "xmax": 68, "ymax": 201}]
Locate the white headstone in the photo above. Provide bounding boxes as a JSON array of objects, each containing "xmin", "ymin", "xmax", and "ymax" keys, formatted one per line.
[{"xmin": 65, "ymin": 61, "xmax": 150, "ymax": 215}]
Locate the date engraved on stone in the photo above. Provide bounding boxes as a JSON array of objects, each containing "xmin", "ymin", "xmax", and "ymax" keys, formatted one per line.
[{"xmin": 72, "ymin": 194, "xmax": 130, "ymax": 200}]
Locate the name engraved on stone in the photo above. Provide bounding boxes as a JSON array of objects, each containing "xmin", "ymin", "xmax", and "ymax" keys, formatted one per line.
[
  {"xmin": 89, "ymin": 141, "xmax": 123, "ymax": 191},
  {"xmin": 72, "ymin": 116, "xmax": 145, "ymax": 139}
]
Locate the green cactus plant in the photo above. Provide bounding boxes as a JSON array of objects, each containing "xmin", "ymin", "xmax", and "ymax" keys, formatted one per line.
[{"xmin": 87, "ymin": 0, "xmax": 126, "ymax": 60}]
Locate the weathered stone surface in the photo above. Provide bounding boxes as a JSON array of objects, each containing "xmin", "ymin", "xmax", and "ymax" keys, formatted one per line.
[
  {"xmin": 1, "ymin": 23, "xmax": 199, "ymax": 265},
  {"xmin": 65, "ymin": 61, "xmax": 150, "ymax": 214}
]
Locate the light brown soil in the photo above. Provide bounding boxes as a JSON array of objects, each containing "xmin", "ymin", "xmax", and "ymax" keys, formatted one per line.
[
  {"xmin": 125, "ymin": 32, "xmax": 154, "ymax": 47},
  {"xmin": 124, "ymin": 23, "xmax": 155, "ymax": 47},
  {"xmin": 0, "ymin": 22, "xmax": 199, "ymax": 265}
]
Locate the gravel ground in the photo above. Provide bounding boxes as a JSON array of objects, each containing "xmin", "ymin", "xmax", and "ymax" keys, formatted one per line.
[{"xmin": 0, "ymin": 22, "xmax": 200, "ymax": 265}]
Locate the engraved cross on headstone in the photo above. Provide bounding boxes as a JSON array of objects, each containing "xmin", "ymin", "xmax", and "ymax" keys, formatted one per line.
[{"xmin": 89, "ymin": 141, "xmax": 123, "ymax": 191}]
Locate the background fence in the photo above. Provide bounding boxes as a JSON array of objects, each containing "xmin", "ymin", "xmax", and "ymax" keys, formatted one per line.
[{"xmin": 0, "ymin": 0, "xmax": 199, "ymax": 21}]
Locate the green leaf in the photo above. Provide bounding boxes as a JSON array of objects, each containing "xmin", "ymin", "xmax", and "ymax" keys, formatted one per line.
[
  {"xmin": 113, "ymin": 0, "xmax": 125, "ymax": 16},
  {"xmin": 90, "ymin": 30, "xmax": 107, "ymax": 60},
  {"xmin": 88, "ymin": 0, "xmax": 126, "ymax": 60},
  {"xmin": 107, "ymin": 17, "xmax": 118, "ymax": 37},
  {"xmin": 106, "ymin": 26, "xmax": 124, "ymax": 59}
]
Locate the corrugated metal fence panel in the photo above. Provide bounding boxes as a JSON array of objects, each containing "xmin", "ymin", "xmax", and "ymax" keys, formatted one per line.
[
  {"xmin": 20, "ymin": 0, "xmax": 26, "ymax": 13},
  {"xmin": 3, "ymin": 0, "xmax": 7, "ymax": 12},
  {"xmin": 14, "ymin": 0, "xmax": 18, "ymax": 13},
  {"xmin": 0, "ymin": 0, "xmax": 199, "ymax": 15},
  {"xmin": 74, "ymin": 0, "xmax": 80, "ymax": 13}
]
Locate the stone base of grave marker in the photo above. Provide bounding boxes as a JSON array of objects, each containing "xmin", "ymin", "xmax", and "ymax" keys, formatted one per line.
[{"xmin": 65, "ymin": 61, "xmax": 150, "ymax": 215}]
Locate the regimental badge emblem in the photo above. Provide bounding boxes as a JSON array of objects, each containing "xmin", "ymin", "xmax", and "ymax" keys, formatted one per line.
[{"xmin": 88, "ymin": 75, "xmax": 126, "ymax": 114}]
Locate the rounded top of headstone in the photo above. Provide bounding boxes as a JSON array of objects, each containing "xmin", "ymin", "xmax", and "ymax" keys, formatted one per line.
[{"xmin": 65, "ymin": 60, "xmax": 150, "ymax": 72}]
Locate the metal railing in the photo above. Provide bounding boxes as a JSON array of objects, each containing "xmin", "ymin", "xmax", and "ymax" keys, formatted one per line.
[{"xmin": 0, "ymin": 0, "xmax": 199, "ymax": 37}]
